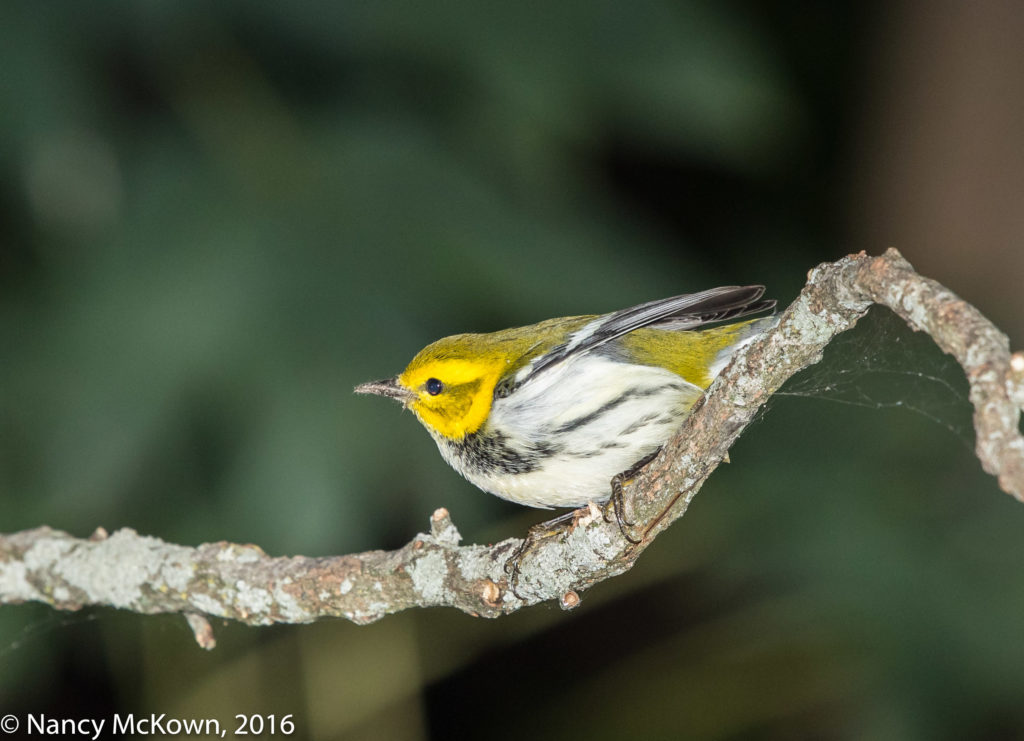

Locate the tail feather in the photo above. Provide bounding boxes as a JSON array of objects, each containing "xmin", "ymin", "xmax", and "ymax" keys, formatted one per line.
[{"xmin": 654, "ymin": 297, "xmax": 776, "ymax": 331}]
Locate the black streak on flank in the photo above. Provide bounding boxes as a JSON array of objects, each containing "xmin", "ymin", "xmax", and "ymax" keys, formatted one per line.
[{"xmin": 551, "ymin": 386, "xmax": 667, "ymax": 436}]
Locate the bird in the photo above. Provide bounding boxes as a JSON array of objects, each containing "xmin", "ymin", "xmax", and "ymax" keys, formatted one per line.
[{"xmin": 355, "ymin": 286, "xmax": 776, "ymax": 527}]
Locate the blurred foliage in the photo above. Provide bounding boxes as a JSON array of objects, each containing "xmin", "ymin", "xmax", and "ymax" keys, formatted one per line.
[{"xmin": 2, "ymin": 2, "xmax": 1023, "ymax": 740}]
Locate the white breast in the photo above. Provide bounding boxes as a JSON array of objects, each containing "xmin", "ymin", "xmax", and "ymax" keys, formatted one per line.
[{"xmin": 459, "ymin": 355, "xmax": 703, "ymax": 508}]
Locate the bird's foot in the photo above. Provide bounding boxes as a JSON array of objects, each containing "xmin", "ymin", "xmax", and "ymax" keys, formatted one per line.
[
  {"xmin": 504, "ymin": 509, "xmax": 583, "ymax": 597},
  {"xmin": 603, "ymin": 448, "xmax": 661, "ymax": 545}
]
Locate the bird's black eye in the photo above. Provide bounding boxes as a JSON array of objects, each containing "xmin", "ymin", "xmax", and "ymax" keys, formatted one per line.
[{"xmin": 425, "ymin": 378, "xmax": 444, "ymax": 396}]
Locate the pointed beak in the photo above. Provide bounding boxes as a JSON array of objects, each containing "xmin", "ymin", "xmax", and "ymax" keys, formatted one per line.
[{"xmin": 354, "ymin": 377, "xmax": 416, "ymax": 405}]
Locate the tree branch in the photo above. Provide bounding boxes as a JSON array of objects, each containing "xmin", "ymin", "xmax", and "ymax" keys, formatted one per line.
[{"xmin": 2, "ymin": 249, "xmax": 1022, "ymax": 648}]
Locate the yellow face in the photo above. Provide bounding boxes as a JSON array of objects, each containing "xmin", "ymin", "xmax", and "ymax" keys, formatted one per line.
[
  {"xmin": 397, "ymin": 350, "xmax": 509, "ymax": 440},
  {"xmin": 363, "ymin": 319, "xmax": 583, "ymax": 440}
]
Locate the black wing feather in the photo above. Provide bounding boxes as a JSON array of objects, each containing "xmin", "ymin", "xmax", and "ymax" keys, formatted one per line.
[{"xmin": 523, "ymin": 286, "xmax": 774, "ymax": 382}]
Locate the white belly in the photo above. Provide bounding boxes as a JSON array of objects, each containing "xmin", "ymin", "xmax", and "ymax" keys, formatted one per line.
[{"xmin": 435, "ymin": 356, "xmax": 702, "ymax": 508}]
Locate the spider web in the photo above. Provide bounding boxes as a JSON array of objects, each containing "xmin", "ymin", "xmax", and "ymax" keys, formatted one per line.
[
  {"xmin": 770, "ymin": 306, "xmax": 975, "ymax": 448},
  {"xmin": 2, "ymin": 610, "xmax": 98, "ymax": 655}
]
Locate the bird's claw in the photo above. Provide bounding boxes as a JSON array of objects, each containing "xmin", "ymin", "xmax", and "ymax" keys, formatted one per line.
[
  {"xmin": 602, "ymin": 449, "xmax": 660, "ymax": 545},
  {"xmin": 504, "ymin": 510, "xmax": 579, "ymax": 597}
]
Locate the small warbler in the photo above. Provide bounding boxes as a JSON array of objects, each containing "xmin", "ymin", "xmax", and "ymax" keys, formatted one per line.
[{"xmin": 355, "ymin": 286, "xmax": 775, "ymax": 513}]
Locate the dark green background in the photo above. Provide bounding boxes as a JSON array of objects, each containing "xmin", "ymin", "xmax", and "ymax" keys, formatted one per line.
[{"xmin": 3, "ymin": 3, "xmax": 1023, "ymax": 739}]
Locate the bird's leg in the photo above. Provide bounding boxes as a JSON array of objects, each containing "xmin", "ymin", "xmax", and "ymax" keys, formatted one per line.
[
  {"xmin": 604, "ymin": 448, "xmax": 661, "ymax": 545},
  {"xmin": 506, "ymin": 449, "xmax": 661, "ymax": 594},
  {"xmin": 504, "ymin": 509, "xmax": 581, "ymax": 596}
]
